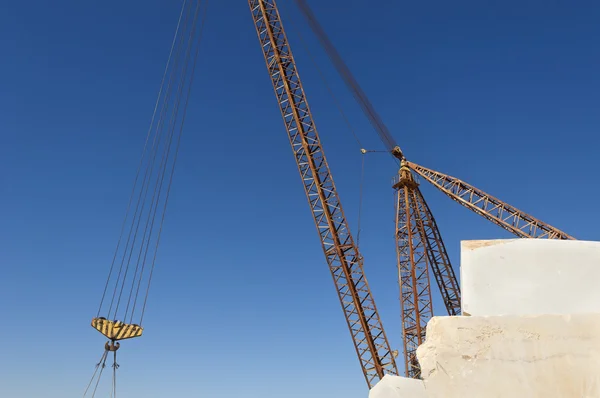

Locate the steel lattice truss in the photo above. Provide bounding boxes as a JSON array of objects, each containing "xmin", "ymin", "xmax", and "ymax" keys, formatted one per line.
[
  {"xmin": 408, "ymin": 162, "xmax": 574, "ymax": 240},
  {"xmin": 416, "ymin": 188, "xmax": 461, "ymax": 317},
  {"xmin": 392, "ymin": 161, "xmax": 462, "ymax": 378},
  {"xmin": 394, "ymin": 168, "xmax": 434, "ymax": 379},
  {"xmin": 249, "ymin": 0, "xmax": 398, "ymax": 387}
]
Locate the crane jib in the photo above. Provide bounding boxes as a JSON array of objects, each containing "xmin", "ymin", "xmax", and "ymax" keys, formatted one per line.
[{"xmin": 249, "ymin": 0, "xmax": 399, "ymax": 388}]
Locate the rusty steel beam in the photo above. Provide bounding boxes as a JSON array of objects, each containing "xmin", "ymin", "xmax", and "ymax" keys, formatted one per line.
[
  {"xmin": 393, "ymin": 164, "xmax": 434, "ymax": 379},
  {"xmin": 408, "ymin": 162, "xmax": 574, "ymax": 240},
  {"xmin": 249, "ymin": 0, "xmax": 398, "ymax": 387},
  {"xmin": 414, "ymin": 192, "xmax": 461, "ymax": 317}
]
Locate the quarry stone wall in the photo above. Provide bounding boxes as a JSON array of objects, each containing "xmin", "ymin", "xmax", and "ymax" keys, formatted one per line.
[{"xmin": 369, "ymin": 239, "xmax": 600, "ymax": 398}]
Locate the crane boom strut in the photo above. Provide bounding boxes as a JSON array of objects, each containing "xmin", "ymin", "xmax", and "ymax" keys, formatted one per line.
[
  {"xmin": 249, "ymin": 0, "xmax": 398, "ymax": 387},
  {"xmin": 413, "ymin": 185, "xmax": 461, "ymax": 317},
  {"xmin": 408, "ymin": 162, "xmax": 574, "ymax": 240}
]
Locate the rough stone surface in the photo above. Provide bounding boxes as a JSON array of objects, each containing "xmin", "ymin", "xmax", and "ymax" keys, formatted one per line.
[
  {"xmin": 460, "ymin": 239, "xmax": 600, "ymax": 316},
  {"xmin": 369, "ymin": 374, "xmax": 427, "ymax": 398},
  {"xmin": 417, "ymin": 314, "xmax": 600, "ymax": 398}
]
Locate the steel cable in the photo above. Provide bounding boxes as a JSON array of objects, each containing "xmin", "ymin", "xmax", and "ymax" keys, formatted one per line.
[
  {"xmin": 281, "ymin": 1, "xmax": 375, "ymax": 245},
  {"xmin": 282, "ymin": 1, "xmax": 363, "ymax": 150},
  {"xmin": 293, "ymin": 0, "xmax": 400, "ymax": 155},
  {"xmin": 130, "ymin": 0, "xmax": 207, "ymax": 323},
  {"xmin": 95, "ymin": 0, "xmax": 205, "ymax": 325},
  {"xmin": 83, "ymin": 349, "xmax": 108, "ymax": 397},
  {"xmin": 97, "ymin": 0, "xmax": 190, "ymax": 318},
  {"xmin": 139, "ymin": 0, "xmax": 208, "ymax": 326},
  {"xmin": 110, "ymin": 0, "xmax": 195, "ymax": 320},
  {"xmin": 105, "ymin": 0, "xmax": 191, "ymax": 319},
  {"xmin": 82, "ymin": 349, "xmax": 109, "ymax": 398}
]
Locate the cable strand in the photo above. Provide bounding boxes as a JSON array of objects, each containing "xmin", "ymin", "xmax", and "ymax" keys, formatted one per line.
[
  {"xmin": 357, "ymin": 153, "xmax": 366, "ymax": 247},
  {"xmin": 293, "ymin": 0, "xmax": 399, "ymax": 154},
  {"xmin": 110, "ymin": 0, "xmax": 194, "ymax": 320},
  {"xmin": 282, "ymin": 2, "xmax": 363, "ymax": 149},
  {"xmin": 83, "ymin": 349, "xmax": 108, "ymax": 398},
  {"xmin": 128, "ymin": 0, "xmax": 204, "ymax": 322},
  {"xmin": 97, "ymin": 0, "xmax": 191, "ymax": 318},
  {"xmin": 139, "ymin": 0, "xmax": 208, "ymax": 325}
]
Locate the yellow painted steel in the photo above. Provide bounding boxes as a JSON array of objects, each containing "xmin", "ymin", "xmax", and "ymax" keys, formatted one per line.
[{"xmin": 91, "ymin": 317, "xmax": 143, "ymax": 341}]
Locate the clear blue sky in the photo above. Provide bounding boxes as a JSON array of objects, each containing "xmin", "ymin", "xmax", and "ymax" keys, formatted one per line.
[{"xmin": 1, "ymin": 0, "xmax": 598, "ymax": 397}]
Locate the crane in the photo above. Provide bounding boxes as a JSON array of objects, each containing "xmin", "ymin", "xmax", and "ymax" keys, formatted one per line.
[
  {"xmin": 83, "ymin": 0, "xmax": 574, "ymax": 393},
  {"xmin": 251, "ymin": 0, "xmax": 574, "ymax": 385},
  {"xmin": 291, "ymin": 0, "xmax": 575, "ymax": 380}
]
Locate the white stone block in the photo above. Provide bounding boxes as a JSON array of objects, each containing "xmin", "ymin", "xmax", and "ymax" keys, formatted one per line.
[
  {"xmin": 461, "ymin": 239, "xmax": 600, "ymax": 316},
  {"xmin": 369, "ymin": 374, "xmax": 427, "ymax": 398},
  {"xmin": 417, "ymin": 314, "xmax": 600, "ymax": 398}
]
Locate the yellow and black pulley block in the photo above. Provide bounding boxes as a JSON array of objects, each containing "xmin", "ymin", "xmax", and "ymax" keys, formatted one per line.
[{"xmin": 91, "ymin": 317, "xmax": 143, "ymax": 341}]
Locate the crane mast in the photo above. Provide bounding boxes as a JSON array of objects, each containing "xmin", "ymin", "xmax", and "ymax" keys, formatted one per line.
[
  {"xmin": 393, "ymin": 162, "xmax": 434, "ymax": 379},
  {"xmin": 248, "ymin": 0, "xmax": 398, "ymax": 387},
  {"xmin": 392, "ymin": 159, "xmax": 462, "ymax": 378}
]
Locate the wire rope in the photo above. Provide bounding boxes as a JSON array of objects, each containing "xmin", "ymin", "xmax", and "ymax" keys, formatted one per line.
[
  {"xmin": 139, "ymin": 0, "xmax": 209, "ymax": 325},
  {"xmin": 96, "ymin": 1, "xmax": 190, "ymax": 318},
  {"xmin": 94, "ymin": 0, "xmax": 207, "ymax": 329},
  {"xmin": 83, "ymin": 349, "xmax": 108, "ymax": 397},
  {"xmin": 110, "ymin": 0, "xmax": 195, "ymax": 321},
  {"xmin": 293, "ymin": 0, "xmax": 402, "ymax": 158}
]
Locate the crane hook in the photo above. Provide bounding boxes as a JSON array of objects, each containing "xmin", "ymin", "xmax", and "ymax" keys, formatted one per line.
[{"xmin": 105, "ymin": 340, "xmax": 120, "ymax": 352}]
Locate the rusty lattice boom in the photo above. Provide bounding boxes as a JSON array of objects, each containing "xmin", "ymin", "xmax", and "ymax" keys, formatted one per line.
[
  {"xmin": 407, "ymin": 161, "xmax": 574, "ymax": 240},
  {"xmin": 249, "ymin": 0, "xmax": 398, "ymax": 387},
  {"xmin": 392, "ymin": 159, "xmax": 462, "ymax": 378}
]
